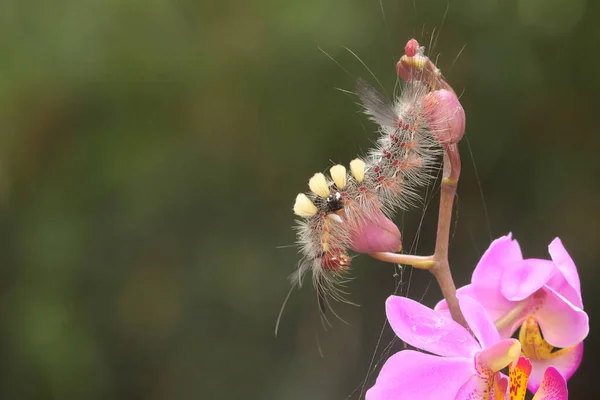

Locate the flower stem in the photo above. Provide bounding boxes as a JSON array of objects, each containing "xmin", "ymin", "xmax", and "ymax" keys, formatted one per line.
[
  {"xmin": 368, "ymin": 252, "xmax": 434, "ymax": 269},
  {"xmin": 430, "ymin": 144, "xmax": 468, "ymax": 328},
  {"xmin": 370, "ymin": 143, "xmax": 469, "ymax": 329}
]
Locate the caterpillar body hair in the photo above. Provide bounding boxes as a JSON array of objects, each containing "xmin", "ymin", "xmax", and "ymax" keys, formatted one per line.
[
  {"xmin": 274, "ymin": 38, "xmax": 467, "ymax": 331},
  {"xmin": 290, "ymin": 77, "xmax": 446, "ymax": 314}
]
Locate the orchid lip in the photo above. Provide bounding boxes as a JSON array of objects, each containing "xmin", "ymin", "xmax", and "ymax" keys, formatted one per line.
[{"xmin": 476, "ymin": 339, "xmax": 521, "ymax": 374}]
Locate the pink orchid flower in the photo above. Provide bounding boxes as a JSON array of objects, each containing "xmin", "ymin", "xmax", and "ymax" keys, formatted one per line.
[
  {"xmin": 436, "ymin": 234, "xmax": 587, "ymax": 391},
  {"xmin": 366, "ymin": 295, "xmax": 521, "ymax": 400}
]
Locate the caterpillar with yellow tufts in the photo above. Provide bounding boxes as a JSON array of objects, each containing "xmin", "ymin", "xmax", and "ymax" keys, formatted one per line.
[{"xmin": 277, "ymin": 39, "xmax": 466, "ymax": 330}]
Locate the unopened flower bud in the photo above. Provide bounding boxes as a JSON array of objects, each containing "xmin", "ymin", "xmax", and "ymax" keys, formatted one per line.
[
  {"xmin": 422, "ymin": 89, "xmax": 466, "ymax": 144},
  {"xmin": 405, "ymin": 38, "xmax": 419, "ymax": 57},
  {"xmin": 396, "ymin": 38, "xmax": 455, "ymax": 93},
  {"xmin": 349, "ymin": 210, "xmax": 402, "ymax": 253}
]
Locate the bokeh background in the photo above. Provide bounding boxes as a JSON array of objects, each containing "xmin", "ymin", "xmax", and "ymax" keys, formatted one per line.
[{"xmin": 0, "ymin": 0, "xmax": 597, "ymax": 398}]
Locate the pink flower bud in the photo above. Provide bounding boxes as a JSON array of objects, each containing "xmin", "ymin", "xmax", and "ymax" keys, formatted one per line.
[
  {"xmin": 396, "ymin": 39, "xmax": 423, "ymax": 82},
  {"xmin": 396, "ymin": 38, "xmax": 456, "ymax": 93},
  {"xmin": 349, "ymin": 210, "xmax": 402, "ymax": 254},
  {"xmin": 405, "ymin": 38, "xmax": 419, "ymax": 57},
  {"xmin": 422, "ymin": 89, "xmax": 466, "ymax": 144}
]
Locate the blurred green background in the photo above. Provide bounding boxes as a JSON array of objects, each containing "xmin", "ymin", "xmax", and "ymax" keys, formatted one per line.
[{"xmin": 0, "ymin": 0, "xmax": 597, "ymax": 398}]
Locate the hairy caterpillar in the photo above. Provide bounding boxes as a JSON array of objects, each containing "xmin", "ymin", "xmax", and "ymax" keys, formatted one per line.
[{"xmin": 283, "ymin": 39, "xmax": 463, "ymax": 323}]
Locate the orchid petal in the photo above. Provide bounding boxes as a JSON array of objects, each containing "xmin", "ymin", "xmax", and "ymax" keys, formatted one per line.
[
  {"xmin": 459, "ymin": 234, "xmax": 524, "ymax": 337},
  {"xmin": 545, "ymin": 273, "xmax": 582, "ymax": 312},
  {"xmin": 435, "ymin": 285, "xmax": 475, "ymax": 311},
  {"xmin": 500, "ymin": 259, "xmax": 555, "ymax": 301},
  {"xmin": 386, "ymin": 296, "xmax": 481, "ymax": 357},
  {"xmin": 458, "ymin": 295, "xmax": 501, "ymax": 349},
  {"xmin": 439, "ymin": 284, "xmax": 518, "ymax": 340},
  {"xmin": 531, "ymin": 366, "xmax": 569, "ymax": 400},
  {"xmin": 492, "ymin": 374, "xmax": 508, "ymax": 400},
  {"xmin": 436, "ymin": 285, "xmax": 514, "ymax": 325},
  {"xmin": 471, "ymin": 233, "xmax": 522, "ymax": 286},
  {"xmin": 509, "ymin": 356, "xmax": 532, "ymax": 400},
  {"xmin": 535, "ymin": 286, "xmax": 588, "ymax": 348},
  {"xmin": 366, "ymin": 350, "xmax": 474, "ymax": 400},
  {"xmin": 454, "ymin": 374, "xmax": 489, "ymax": 400},
  {"xmin": 456, "ymin": 353, "xmax": 515, "ymax": 400},
  {"xmin": 548, "ymin": 238, "xmax": 582, "ymax": 308},
  {"xmin": 527, "ymin": 342, "xmax": 583, "ymax": 393}
]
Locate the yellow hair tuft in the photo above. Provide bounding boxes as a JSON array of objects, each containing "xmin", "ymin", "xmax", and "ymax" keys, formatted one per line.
[
  {"xmin": 329, "ymin": 164, "xmax": 347, "ymax": 189},
  {"xmin": 308, "ymin": 173, "xmax": 330, "ymax": 198},
  {"xmin": 350, "ymin": 159, "xmax": 366, "ymax": 183},
  {"xmin": 293, "ymin": 193, "xmax": 317, "ymax": 217}
]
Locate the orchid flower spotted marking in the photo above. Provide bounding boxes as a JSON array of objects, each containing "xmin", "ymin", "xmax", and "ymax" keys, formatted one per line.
[{"xmin": 509, "ymin": 356, "xmax": 568, "ymax": 400}]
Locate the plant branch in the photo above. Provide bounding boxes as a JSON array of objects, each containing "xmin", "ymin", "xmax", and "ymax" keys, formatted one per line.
[
  {"xmin": 368, "ymin": 252, "xmax": 434, "ymax": 269},
  {"xmin": 371, "ymin": 143, "xmax": 468, "ymax": 329},
  {"xmin": 429, "ymin": 144, "xmax": 467, "ymax": 328}
]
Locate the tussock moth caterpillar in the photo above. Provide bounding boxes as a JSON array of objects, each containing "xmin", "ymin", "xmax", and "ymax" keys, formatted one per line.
[{"xmin": 278, "ymin": 39, "xmax": 465, "ymax": 328}]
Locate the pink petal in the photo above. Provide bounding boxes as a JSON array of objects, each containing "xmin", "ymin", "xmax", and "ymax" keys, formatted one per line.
[
  {"xmin": 465, "ymin": 235, "xmax": 525, "ymax": 338},
  {"xmin": 386, "ymin": 296, "xmax": 481, "ymax": 358},
  {"xmin": 500, "ymin": 259, "xmax": 556, "ymax": 301},
  {"xmin": 492, "ymin": 374, "xmax": 509, "ymax": 400},
  {"xmin": 443, "ymin": 285, "xmax": 517, "ymax": 339},
  {"xmin": 471, "ymin": 233, "xmax": 522, "ymax": 286},
  {"xmin": 548, "ymin": 238, "xmax": 582, "ymax": 308},
  {"xmin": 458, "ymin": 295, "xmax": 501, "ymax": 349},
  {"xmin": 528, "ymin": 342, "xmax": 583, "ymax": 393},
  {"xmin": 454, "ymin": 374, "xmax": 488, "ymax": 400},
  {"xmin": 545, "ymin": 274, "xmax": 582, "ymax": 313},
  {"xmin": 535, "ymin": 286, "xmax": 589, "ymax": 348},
  {"xmin": 532, "ymin": 367, "xmax": 569, "ymax": 400},
  {"xmin": 436, "ymin": 285, "xmax": 513, "ymax": 321},
  {"xmin": 435, "ymin": 285, "xmax": 476, "ymax": 311},
  {"xmin": 366, "ymin": 350, "xmax": 474, "ymax": 400},
  {"xmin": 467, "ymin": 284, "xmax": 515, "ymax": 322}
]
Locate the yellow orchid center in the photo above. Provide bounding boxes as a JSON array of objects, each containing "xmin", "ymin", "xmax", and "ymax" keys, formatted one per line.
[{"xmin": 519, "ymin": 317, "xmax": 575, "ymax": 361}]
